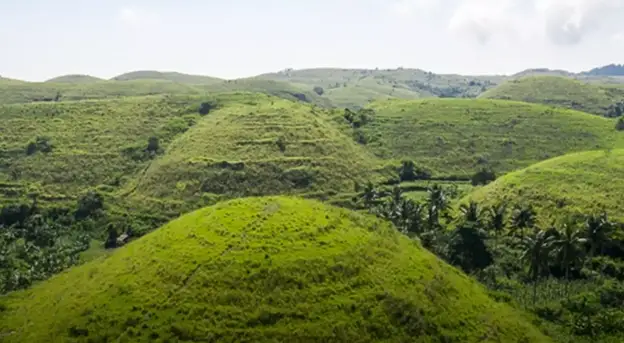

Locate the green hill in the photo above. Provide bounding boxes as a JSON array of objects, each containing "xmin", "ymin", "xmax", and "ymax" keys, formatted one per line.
[
  {"xmin": 0, "ymin": 197, "xmax": 550, "ymax": 343},
  {"xmin": 258, "ymin": 68, "xmax": 503, "ymax": 108},
  {"xmin": 131, "ymin": 93, "xmax": 380, "ymax": 201},
  {"xmin": 111, "ymin": 70, "xmax": 223, "ymax": 84},
  {"xmin": 480, "ymin": 76, "xmax": 624, "ymax": 116},
  {"xmin": 45, "ymin": 74, "xmax": 104, "ymax": 83},
  {"xmin": 465, "ymin": 149, "xmax": 624, "ymax": 224},
  {"xmin": 356, "ymin": 98, "xmax": 624, "ymax": 177}
]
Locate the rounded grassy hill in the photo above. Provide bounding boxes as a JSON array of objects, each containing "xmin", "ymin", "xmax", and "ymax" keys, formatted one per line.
[
  {"xmin": 479, "ymin": 76, "xmax": 624, "ymax": 116},
  {"xmin": 45, "ymin": 74, "xmax": 104, "ymax": 83},
  {"xmin": 361, "ymin": 98, "xmax": 624, "ymax": 177},
  {"xmin": 465, "ymin": 149, "xmax": 624, "ymax": 223},
  {"xmin": 132, "ymin": 93, "xmax": 381, "ymax": 200},
  {"xmin": 111, "ymin": 70, "xmax": 223, "ymax": 85},
  {"xmin": 0, "ymin": 197, "xmax": 550, "ymax": 343}
]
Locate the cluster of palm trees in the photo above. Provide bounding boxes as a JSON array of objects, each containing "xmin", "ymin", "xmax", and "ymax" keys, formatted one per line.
[{"xmin": 358, "ymin": 182, "xmax": 619, "ymax": 305}]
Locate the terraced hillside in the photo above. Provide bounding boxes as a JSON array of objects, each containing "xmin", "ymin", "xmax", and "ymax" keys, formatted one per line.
[
  {"xmin": 0, "ymin": 197, "xmax": 550, "ymax": 343},
  {"xmin": 131, "ymin": 93, "xmax": 382, "ymax": 201},
  {"xmin": 480, "ymin": 76, "xmax": 624, "ymax": 116},
  {"xmin": 258, "ymin": 68, "xmax": 502, "ymax": 108},
  {"xmin": 465, "ymin": 149, "xmax": 624, "ymax": 224},
  {"xmin": 357, "ymin": 98, "xmax": 624, "ymax": 177}
]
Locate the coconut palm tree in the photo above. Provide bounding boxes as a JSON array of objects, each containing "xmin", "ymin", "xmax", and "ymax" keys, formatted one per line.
[
  {"xmin": 520, "ymin": 229, "xmax": 555, "ymax": 306},
  {"xmin": 584, "ymin": 213, "xmax": 613, "ymax": 260},
  {"xmin": 360, "ymin": 181, "xmax": 378, "ymax": 209},
  {"xmin": 551, "ymin": 223, "xmax": 586, "ymax": 298},
  {"xmin": 511, "ymin": 205, "xmax": 536, "ymax": 239},
  {"xmin": 425, "ymin": 184, "xmax": 449, "ymax": 230},
  {"xmin": 459, "ymin": 201, "xmax": 482, "ymax": 226},
  {"xmin": 487, "ymin": 203, "xmax": 507, "ymax": 248}
]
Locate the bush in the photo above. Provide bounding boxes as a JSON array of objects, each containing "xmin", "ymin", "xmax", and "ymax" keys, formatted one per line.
[
  {"xmin": 147, "ymin": 136, "xmax": 160, "ymax": 153},
  {"xmin": 399, "ymin": 160, "xmax": 431, "ymax": 181},
  {"xmin": 198, "ymin": 101, "xmax": 216, "ymax": 115},
  {"xmin": 276, "ymin": 136, "xmax": 286, "ymax": 152},
  {"xmin": 75, "ymin": 191, "xmax": 104, "ymax": 220},
  {"xmin": 25, "ymin": 136, "xmax": 53, "ymax": 155},
  {"xmin": 471, "ymin": 169, "xmax": 497, "ymax": 186},
  {"xmin": 313, "ymin": 86, "xmax": 324, "ymax": 96},
  {"xmin": 616, "ymin": 118, "xmax": 624, "ymax": 131}
]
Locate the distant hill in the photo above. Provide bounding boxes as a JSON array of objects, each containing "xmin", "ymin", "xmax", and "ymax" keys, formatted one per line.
[
  {"xmin": 45, "ymin": 74, "xmax": 104, "ymax": 83},
  {"xmin": 111, "ymin": 70, "xmax": 223, "ymax": 85},
  {"xmin": 511, "ymin": 68, "xmax": 575, "ymax": 78},
  {"xmin": 583, "ymin": 64, "xmax": 624, "ymax": 76},
  {"xmin": 257, "ymin": 68, "xmax": 503, "ymax": 108},
  {"xmin": 465, "ymin": 149, "xmax": 624, "ymax": 224},
  {"xmin": 480, "ymin": 76, "xmax": 624, "ymax": 116},
  {"xmin": 355, "ymin": 98, "xmax": 624, "ymax": 177},
  {"xmin": 0, "ymin": 197, "xmax": 551, "ymax": 343}
]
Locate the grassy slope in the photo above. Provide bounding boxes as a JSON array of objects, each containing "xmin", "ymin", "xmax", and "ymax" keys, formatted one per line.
[
  {"xmin": 359, "ymin": 98, "xmax": 624, "ymax": 177},
  {"xmin": 132, "ymin": 93, "xmax": 381, "ymax": 201},
  {"xmin": 258, "ymin": 68, "xmax": 503, "ymax": 108},
  {"xmin": 465, "ymin": 149, "xmax": 624, "ymax": 224},
  {"xmin": 0, "ymin": 197, "xmax": 550, "ymax": 343},
  {"xmin": 0, "ymin": 95, "xmax": 205, "ymax": 200},
  {"xmin": 480, "ymin": 76, "xmax": 624, "ymax": 116},
  {"xmin": 111, "ymin": 70, "xmax": 223, "ymax": 84},
  {"xmin": 45, "ymin": 75, "xmax": 104, "ymax": 83}
]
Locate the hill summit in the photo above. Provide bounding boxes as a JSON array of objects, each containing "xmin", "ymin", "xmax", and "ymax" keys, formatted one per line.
[{"xmin": 0, "ymin": 197, "xmax": 549, "ymax": 343}]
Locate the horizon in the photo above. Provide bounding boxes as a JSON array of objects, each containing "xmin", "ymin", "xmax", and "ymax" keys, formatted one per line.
[{"xmin": 2, "ymin": 0, "xmax": 624, "ymax": 82}]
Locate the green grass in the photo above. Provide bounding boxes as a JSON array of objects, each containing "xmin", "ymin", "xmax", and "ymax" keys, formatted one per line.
[
  {"xmin": 257, "ymin": 68, "xmax": 503, "ymax": 108},
  {"xmin": 465, "ymin": 149, "xmax": 624, "ymax": 224},
  {"xmin": 0, "ymin": 197, "xmax": 550, "ymax": 343},
  {"xmin": 111, "ymin": 70, "xmax": 223, "ymax": 84},
  {"xmin": 45, "ymin": 75, "xmax": 105, "ymax": 83},
  {"xmin": 480, "ymin": 76, "xmax": 624, "ymax": 116},
  {"xmin": 131, "ymin": 93, "xmax": 383, "ymax": 202},
  {"xmin": 357, "ymin": 98, "xmax": 624, "ymax": 177}
]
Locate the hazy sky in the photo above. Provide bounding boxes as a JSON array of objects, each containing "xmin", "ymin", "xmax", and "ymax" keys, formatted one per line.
[{"xmin": 1, "ymin": 0, "xmax": 624, "ymax": 81}]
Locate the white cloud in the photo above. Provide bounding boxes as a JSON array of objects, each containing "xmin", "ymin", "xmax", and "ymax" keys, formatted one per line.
[
  {"xmin": 118, "ymin": 6, "xmax": 159, "ymax": 27},
  {"xmin": 390, "ymin": 0, "xmax": 441, "ymax": 17},
  {"xmin": 447, "ymin": 0, "xmax": 624, "ymax": 45}
]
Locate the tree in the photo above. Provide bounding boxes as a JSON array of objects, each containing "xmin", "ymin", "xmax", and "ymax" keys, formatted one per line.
[
  {"xmin": 198, "ymin": 101, "xmax": 216, "ymax": 115},
  {"xmin": 487, "ymin": 203, "xmax": 507, "ymax": 245},
  {"xmin": 520, "ymin": 229, "xmax": 555, "ymax": 306},
  {"xmin": 450, "ymin": 201, "xmax": 492, "ymax": 273},
  {"xmin": 584, "ymin": 213, "xmax": 614, "ymax": 259},
  {"xmin": 425, "ymin": 184, "xmax": 449, "ymax": 230},
  {"xmin": 459, "ymin": 201, "xmax": 482, "ymax": 226},
  {"xmin": 360, "ymin": 181, "xmax": 378, "ymax": 209},
  {"xmin": 75, "ymin": 191, "xmax": 104, "ymax": 220},
  {"xmin": 146, "ymin": 136, "xmax": 160, "ymax": 154},
  {"xmin": 313, "ymin": 86, "xmax": 324, "ymax": 96},
  {"xmin": 511, "ymin": 205, "xmax": 536, "ymax": 239},
  {"xmin": 398, "ymin": 161, "xmax": 431, "ymax": 181},
  {"xmin": 276, "ymin": 136, "xmax": 287, "ymax": 152},
  {"xmin": 471, "ymin": 169, "xmax": 497, "ymax": 186},
  {"xmin": 104, "ymin": 224, "xmax": 118, "ymax": 249},
  {"xmin": 551, "ymin": 223, "xmax": 586, "ymax": 298},
  {"xmin": 616, "ymin": 118, "xmax": 624, "ymax": 131}
]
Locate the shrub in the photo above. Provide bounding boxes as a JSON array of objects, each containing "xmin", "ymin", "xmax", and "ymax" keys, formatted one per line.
[
  {"xmin": 399, "ymin": 160, "xmax": 431, "ymax": 181},
  {"xmin": 616, "ymin": 118, "xmax": 624, "ymax": 131},
  {"xmin": 276, "ymin": 136, "xmax": 286, "ymax": 152},
  {"xmin": 471, "ymin": 169, "xmax": 497, "ymax": 186},
  {"xmin": 25, "ymin": 136, "xmax": 53, "ymax": 155},
  {"xmin": 147, "ymin": 136, "xmax": 160, "ymax": 154},
  {"xmin": 313, "ymin": 86, "xmax": 324, "ymax": 96},
  {"xmin": 198, "ymin": 101, "xmax": 216, "ymax": 115},
  {"xmin": 75, "ymin": 191, "xmax": 104, "ymax": 220}
]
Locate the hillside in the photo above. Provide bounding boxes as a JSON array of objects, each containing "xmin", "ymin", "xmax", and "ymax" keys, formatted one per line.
[
  {"xmin": 583, "ymin": 64, "xmax": 624, "ymax": 76},
  {"xmin": 0, "ymin": 197, "xmax": 550, "ymax": 343},
  {"xmin": 465, "ymin": 149, "xmax": 624, "ymax": 224},
  {"xmin": 480, "ymin": 76, "xmax": 624, "ymax": 116},
  {"xmin": 131, "ymin": 93, "xmax": 381, "ymax": 201},
  {"xmin": 357, "ymin": 98, "xmax": 624, "ymax": 177},
  {"xmin": 45, "ymin": 74, "xmax": 104, "ymax": 83},
  {"xmin": 258, "ymin": 68, "xmax": 503, "ymax": 108},
  {"xmin": 111, "ymin": 70, "xmax": 223, "ymax": 84}
]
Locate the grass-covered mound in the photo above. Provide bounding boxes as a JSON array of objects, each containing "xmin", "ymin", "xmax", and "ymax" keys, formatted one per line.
[
  {"xmin": 466, "ymin": 149, "xmax": 624, "ymax": 223},
  {"xmin": 479, "ymin": 76, "xmax": 624, "ymax": 116},
  {"xmin": 0, "ymin": 197, "xmax": 550, "ymax": 343},
  {"xmin": 359, "ymin": 98, "xmax": 624, "ymax": 177},
  {"xmin": 132, "ymin": 94, "xmax": 381, "ymax": 200},
  {"xmin": 111, "ymin": 70, "xmax": 223, "ymax": 84},
  {"xmin": 45, "ymin": 74, "xmax": 104, "ymax": 83}
]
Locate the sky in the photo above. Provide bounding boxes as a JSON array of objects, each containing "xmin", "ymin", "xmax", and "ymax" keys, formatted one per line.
[{"xmin": 1, "ymin": 0, "xmax": 624, "ymax": 81}]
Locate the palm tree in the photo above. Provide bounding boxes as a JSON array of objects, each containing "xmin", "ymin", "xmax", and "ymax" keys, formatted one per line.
[
  {"xmin": 511, "ymin": 205, "xmax": 536, "ymax": 239},
  {"xmin": 360, "ymin": 181, "xmax": 378, "ymax": 209},
  {"xmin": 459, "ymin": 201, "xmax": 482, "ymax": 226},
  {"xmin": 584, "ymin": 213, "xmax": 613, "ymax": 260},
  {"xmin": 551, "ymin": 223, "xmax": 586, "ymax": 298},
  {"xmin": 487, "ymin": 203, "xmax": 507, "ymax": 248},
  {"xmin": 519, "ymin": 229, "xmax": 555, "ymax": 306},
  {"xmin": 426, "ymin": 184, "xmax": 449, "ymax": 230}
]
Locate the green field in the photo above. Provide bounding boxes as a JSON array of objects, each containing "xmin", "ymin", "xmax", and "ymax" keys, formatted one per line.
[
  {"xmin": 0, "ymin": 197, "xmax": 550, "ymax": 343},
  {"xmin": 480, "ymin": 76, "xmax": 624, "ymax": 116},
  {"xmin": 465, "ymin": 149, "xmax": 624, "ymax": 224},
  {"xmin": 357, "ymin": 98, "xmax": 624, "ymax": 176}
]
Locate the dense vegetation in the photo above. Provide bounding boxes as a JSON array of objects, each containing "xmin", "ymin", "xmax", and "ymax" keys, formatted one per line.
[
  {"xmin": 480, "ymin": 76, "xmax": 624, "ymax": 117},
  {"xmin": 466, "ymin": 150, "xmax": 624, "ymax": 224},
  {"xmin": 356, "ymin": 98, "xmax": 624, "ymax": 176},
  {"xmin": 0, "ymin": 197, "xmax": 550, "ymax": 343}
]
